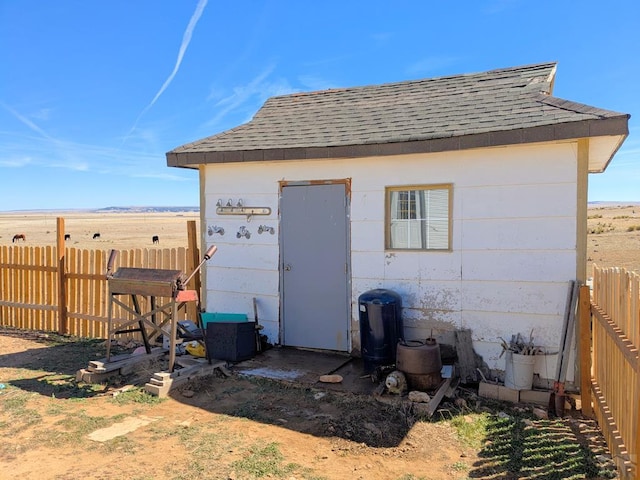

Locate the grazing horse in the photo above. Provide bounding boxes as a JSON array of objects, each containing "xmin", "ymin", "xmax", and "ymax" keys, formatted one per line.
[
  {"xmin": 92, "ymin": 233, "xmax": 100, "ymax": 239},
  {"xmin": 152, "ymin": 235, "xmax": 159, "ymax": 244},
  {"xmin": 12, "ymin": 234, "xmax": 26, "ymax": 243},
  {"xmin": 64, "ymin": 234, "xmax": 71, "ymax": 241}
]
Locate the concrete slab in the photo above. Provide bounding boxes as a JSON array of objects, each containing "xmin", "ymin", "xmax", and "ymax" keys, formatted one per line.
[
  {"xmin": 87, "ymin": 415, "xmax": 160, "ymax": 442},
  {"xmin": 233, "ymin": 347, "xmax": 378, "ymax": 395}
]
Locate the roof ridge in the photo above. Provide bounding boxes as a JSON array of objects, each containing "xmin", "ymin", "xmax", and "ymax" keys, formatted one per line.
[{"xmin": 276, "ymin": 62, "xmax": 558, "ymax": 100}]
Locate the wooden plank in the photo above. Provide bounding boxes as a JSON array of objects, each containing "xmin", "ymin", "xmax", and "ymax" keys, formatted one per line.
[
  {"xmin": 57, "ymin": 217, "xmax": 68, "ymax": 334},
  {"xmin": 424, "ymin": 377, "xmax": 454, "ymax": 417},
  {"xmin": 579, "ymin": 285, "xmax": 593, "ymax": 417},
  {"xmin": 636, "ymin": 346, "xmax": 640, "ymax": 480},
  {"xmin": 10, "ymin": 246, "xmax": 16, "ymax": 327},
  {"xmin": 33, "ymin": 247, "xmax": 42, "ymax": 331},
  {"xmin": 592, "ymin": 305, "xmax": 639, "ymax": 368},
  {"xmin": 81, "ymin": 248, "xmax": 90, "ymax": 337},
  {"xmin": 144, "ymin": 360, "xmax": 225, "ymax": 398},
  {"xmin": 454, "ymin": 329, "xmax": 479, "ymax": 383},
  {"xmin": 592, "ymin": 379, "xmax": 634, "ymax": 478},
  {"xmin": 88, "ymin": 348, "xmax": 165, "ymax": 373},
  {"xmin": 25, "ymin": 247, "xmax": 33, "ymax": 330},
  {"xmin": 68, "ymin": 247, "xmax": 78, "ymax": 336}
]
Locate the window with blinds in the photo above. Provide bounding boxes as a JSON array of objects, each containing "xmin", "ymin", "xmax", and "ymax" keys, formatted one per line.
[{"xmin": 386, "ymin": 184, "xmax": 452, "ymax": 250}]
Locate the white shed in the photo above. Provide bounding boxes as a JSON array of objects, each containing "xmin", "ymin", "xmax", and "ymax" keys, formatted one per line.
[{"xmin": 167, "ymin": 62, "xmax": 629, "ymax": 386}]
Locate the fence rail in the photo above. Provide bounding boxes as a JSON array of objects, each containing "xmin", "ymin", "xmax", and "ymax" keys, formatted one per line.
[
  {"xmin": 0, "ymin": 243, "xmax": 199, "ymax": 340},
  {"xmin": 584, "ymin": 266, "xmax": 640, "ymax": 480}
]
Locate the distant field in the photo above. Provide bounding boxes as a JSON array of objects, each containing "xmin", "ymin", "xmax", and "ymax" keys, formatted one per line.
[
  {"xmin": 587, "ymin": 203, "xmax": 640, "ymax": 274},
  {"xmin": 0, "ymin": 211, "xmax": 200, "ymax": 250}
]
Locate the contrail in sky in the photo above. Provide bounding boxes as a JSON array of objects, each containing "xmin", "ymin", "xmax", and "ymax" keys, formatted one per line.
[
  {"xmin": 123, "ymin": 0, "xmax": 208, "ymax": 144},
  {"xmin": 1, "ymin": 101, "xmax": 55, "ymax": 141}
]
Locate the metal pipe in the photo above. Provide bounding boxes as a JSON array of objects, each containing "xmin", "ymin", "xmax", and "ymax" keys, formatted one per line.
[{"xmin": 182, "ymin": 245, "xmax": 217, "ymax": 286}]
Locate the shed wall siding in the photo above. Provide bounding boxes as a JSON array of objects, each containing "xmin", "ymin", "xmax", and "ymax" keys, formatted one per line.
[{"xmin": 201, "ymin": 141, "xmax": 578, "ymax": 378}]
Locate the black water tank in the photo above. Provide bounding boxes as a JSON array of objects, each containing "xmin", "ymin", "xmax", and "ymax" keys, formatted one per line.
[{"xmin": 358, "ymin": 289, "xmax": 403, "ymax": 373}]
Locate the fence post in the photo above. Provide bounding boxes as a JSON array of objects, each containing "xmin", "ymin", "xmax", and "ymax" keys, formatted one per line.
[
  {"xmin": 636, "ymin": 341, "xmax": 640, "ymax": 480},
  {"xmin": 186, "ymin": 220, "xmax": 200, "ymax": 319},
  {"xmin": 579, "ymin": 284, "xmax": 593, "ymax": 418},
  {"xmin": 56, "ymin": 217, "xmax": 68, "ymax": 335}
]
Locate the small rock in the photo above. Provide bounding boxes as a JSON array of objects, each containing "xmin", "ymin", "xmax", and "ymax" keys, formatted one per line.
[
  {"xmin": 497, "ymin": 411, "xmax": 510, "ymax": 419},
  {"xmin": 364, "ymin": 422, "xmax": 382, "ymax": 437},
  {"xmin": 408, "ymin": 391, "xmax": 431, "ymax": 403},
  {"xmin": 313, "ymin": 392, "xmax": 326, "ymax": 400},
  {"xmin": 522, "ymin": 419, "xmax": 534, "ymax": 427},
  {"xmin": 532, "ymin": 407, "xmax": 548, "ymax": 419},
  {"xmin": 454, "ymin": 398, "xmax": 468, "ymax": 409},
  {"xmin": 181, "ymin": 390, "xmax": 195, "ymax": 398}
]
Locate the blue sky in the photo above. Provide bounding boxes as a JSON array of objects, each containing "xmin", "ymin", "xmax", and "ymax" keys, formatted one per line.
[{"xmin": 1, "ymin": 1, "xmax": 638, "ymax": 211}]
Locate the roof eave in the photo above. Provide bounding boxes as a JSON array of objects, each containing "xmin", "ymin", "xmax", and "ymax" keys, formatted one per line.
[
  {"xmin": 588, "ymin": 132, "xmax": 629, "ymax": 173},
  {"xmin": 166, "ymin": 115, "xmax": 630, "ymax": 169}
]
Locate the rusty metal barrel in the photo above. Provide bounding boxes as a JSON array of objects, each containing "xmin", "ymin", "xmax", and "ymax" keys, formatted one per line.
[{"xmin": 396, "ymin": 338, "xmax": 443, "ymax": 391}]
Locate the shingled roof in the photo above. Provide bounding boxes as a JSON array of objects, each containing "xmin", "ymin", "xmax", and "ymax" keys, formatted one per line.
[{"xmin": 167, "ymin": 62, "xmax": 629, "ymax": 172}]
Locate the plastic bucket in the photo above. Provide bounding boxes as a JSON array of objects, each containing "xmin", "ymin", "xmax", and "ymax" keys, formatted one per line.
[{"xmin": 504, "ymin": 352, "xmax": 536, "ymax": 390}]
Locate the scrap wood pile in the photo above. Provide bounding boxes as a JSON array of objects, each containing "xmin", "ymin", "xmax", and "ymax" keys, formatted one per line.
[{"xmin": 499, "ymin": 331, "xmax": 544, "ymax": 357}]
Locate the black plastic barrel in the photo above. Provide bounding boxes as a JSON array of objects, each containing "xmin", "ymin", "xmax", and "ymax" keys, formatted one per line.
[{"xmin": 358, "ymin": 289, "xmax": 403, "ymax": 373}]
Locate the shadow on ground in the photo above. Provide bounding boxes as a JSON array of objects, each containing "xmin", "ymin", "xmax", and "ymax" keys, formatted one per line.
[
  {"xmin": 0, "ymin": 328, "xmax": 420, "ymax": 447},
  {"xmin": 467, "ymin": 410, "xmax": 618, "ymax": 479},
  {"xmin": 1, "ymin": 328, "xmax": 115, "ymax": 398}
]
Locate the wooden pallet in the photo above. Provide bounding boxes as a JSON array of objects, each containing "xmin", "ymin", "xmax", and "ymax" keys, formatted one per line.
[{"xmin": 76, "ymin": 348, "xmax": 167, "ymax": 383}]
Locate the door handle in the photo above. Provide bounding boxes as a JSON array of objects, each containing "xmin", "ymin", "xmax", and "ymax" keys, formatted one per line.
[{"xmin": 284, "ymin": 264, "xmax": 292, "ymax": 271}]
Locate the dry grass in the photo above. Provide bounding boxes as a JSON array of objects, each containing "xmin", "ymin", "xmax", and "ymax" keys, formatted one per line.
[
  {"xmin": 587, "ymin": 204, "xmax": 640, "ymax": 274},
  {"xmin": 0, "ymin": 210, "xmax": 200, "ymax": 250}
]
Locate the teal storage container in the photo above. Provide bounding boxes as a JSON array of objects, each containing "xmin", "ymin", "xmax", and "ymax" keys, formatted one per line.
[{"xmin": 201, "ymin": 312, "xmax": 248, "ymax": 328}]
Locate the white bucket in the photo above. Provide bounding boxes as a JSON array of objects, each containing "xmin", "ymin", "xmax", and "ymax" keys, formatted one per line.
[{"xmin": 504, "ymin": 352, "xmax": 536, "ymax": 390}]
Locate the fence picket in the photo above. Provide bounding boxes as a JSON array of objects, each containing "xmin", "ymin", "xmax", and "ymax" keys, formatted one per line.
[
  {"xmin": 588, "ymin": 266, "xmax": 640, "ymax": 480},
  {"xmin": 0, "ymin": 245, "xmax": 195, "ymax": 342}
]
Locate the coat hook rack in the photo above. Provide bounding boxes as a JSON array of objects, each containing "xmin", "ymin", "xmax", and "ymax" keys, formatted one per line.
[{"xmin": 216, "ymin": 204, "xmax": 271, "ymax": 222}]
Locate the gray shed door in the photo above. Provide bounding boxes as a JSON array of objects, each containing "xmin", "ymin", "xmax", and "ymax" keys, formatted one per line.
[{"xmin": 281, "ymin": 183, "xmax": 349, "ymax": 351}]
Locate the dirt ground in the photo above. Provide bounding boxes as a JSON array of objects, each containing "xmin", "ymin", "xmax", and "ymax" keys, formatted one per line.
[
  {"xmin": 586, "ymin": 203, "xmax": 640, "ymax": 274},
  {"xmin": 0, "ymin": 205, "xmax": 635, "ymax": 479},
  {"xmin": 0, "ymin": 329, "xmax": 619, "ymax": 480},
  {"xmin": 0, "ymin": 329, "xmax": 482, "ymax": 480}
]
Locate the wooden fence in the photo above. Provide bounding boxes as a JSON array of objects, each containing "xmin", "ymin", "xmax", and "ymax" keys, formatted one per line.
[
  {"xmin": 582, "ymin": 266, "xmax": 640, "ymax": 480},
  {"xmin": 0, "ymin": 219, "xmax": 201, "ymax": 341}
]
